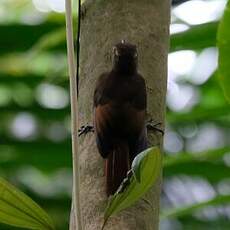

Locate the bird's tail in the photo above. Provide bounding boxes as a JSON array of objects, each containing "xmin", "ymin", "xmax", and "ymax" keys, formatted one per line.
[{"xmin": 105, "ymin": 142, "xmax": 129, "ymax": 196}]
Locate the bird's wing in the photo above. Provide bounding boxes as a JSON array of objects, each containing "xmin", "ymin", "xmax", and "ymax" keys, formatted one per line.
[
  {"xmin": 93, "ymin": 73, "xmax": 113, "ymax": 158},
  {"xmin": 94, "ymin": 104, "xmax": 113, "ymax": 158},
  {"xmin": 128, "ymin": 75, "xmax": 147, "ymax": 159}
]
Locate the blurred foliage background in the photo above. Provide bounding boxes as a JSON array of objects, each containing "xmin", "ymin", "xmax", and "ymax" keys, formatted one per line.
[{"xmin": 0, "ymin": 0, "xmax": 229, "ymax": 229}]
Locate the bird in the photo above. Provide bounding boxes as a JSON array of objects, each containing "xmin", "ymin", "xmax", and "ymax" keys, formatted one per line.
[{"xmin": 93, "ymin": 41, "xmax": 147, "ymax": 196}]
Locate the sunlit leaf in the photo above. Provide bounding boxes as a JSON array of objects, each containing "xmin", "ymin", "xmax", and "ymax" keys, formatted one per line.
[
  {"xmin": 102, "ymin": 147, "xmax": 161, "ymax": 229},
  {"xmin": 0, "ymin": 177, "xmax": 55, "ymax": 230},
  {"xmin": 217, "ymin": 0, "xmax": 230, "ymax": 103}
]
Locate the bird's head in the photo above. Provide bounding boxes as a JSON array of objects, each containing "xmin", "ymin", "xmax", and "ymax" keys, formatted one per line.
[{"xmin": 112, "ymin": 40, "xmax": 138, "ymax": 75}]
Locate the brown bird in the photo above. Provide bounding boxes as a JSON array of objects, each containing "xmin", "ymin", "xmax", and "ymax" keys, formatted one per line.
[{"xmin": 93, "ymin": 41, "xmax": 147, "ymax": 196}]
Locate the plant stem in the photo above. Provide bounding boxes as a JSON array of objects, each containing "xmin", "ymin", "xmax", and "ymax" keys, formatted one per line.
[{"xmin": 65, "ymin": 0, "xmax": 82, "ymax": 229}]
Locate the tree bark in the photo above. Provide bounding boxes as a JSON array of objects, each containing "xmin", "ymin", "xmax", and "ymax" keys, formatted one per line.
[{"xmin": 70, "ymin": 0, "xmax": 170, "ymax": 229}]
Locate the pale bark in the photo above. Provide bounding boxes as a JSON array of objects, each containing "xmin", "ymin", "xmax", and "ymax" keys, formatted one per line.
[{"xmin": 70, "ymin": 0, "xmax": 170, "ymax": 229}]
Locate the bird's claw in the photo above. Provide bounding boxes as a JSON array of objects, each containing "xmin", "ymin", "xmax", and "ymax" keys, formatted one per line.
[
  {"xmin": 146, "ymin": 119, "xmax": 164, "ymax": 135},
  {"xmin": 78, "ymin": 125, "xmax": 94, "ymax": 136}
]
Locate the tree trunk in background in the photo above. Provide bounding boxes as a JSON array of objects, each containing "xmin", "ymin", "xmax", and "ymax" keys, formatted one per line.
[{"xmin": 70, "ymin": 0, "xmax": 170, "ymax": 229}]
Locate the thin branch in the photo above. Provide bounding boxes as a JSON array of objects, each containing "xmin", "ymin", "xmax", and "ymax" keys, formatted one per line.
[{"xmin": 65, "ymin": 0, "xmax": 82, "ymax": 230}]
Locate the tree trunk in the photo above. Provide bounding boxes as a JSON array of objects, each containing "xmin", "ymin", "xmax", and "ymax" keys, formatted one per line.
[{"xmin": 70, "ymin": 0, "xmax": 170, "ymax": 229}]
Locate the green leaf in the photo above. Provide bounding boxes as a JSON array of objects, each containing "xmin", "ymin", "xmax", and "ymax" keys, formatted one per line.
[
  {"xmin": 131, "ymin": 149, "xmax": 146, "ymax": 183},
  {"xmin": 0, "ymin": 23, "xmax": 63, "ymax": 55},
  {"xmin": 171, "ymin": 22, "xmax": 217, "ymax": 52},
  {"xmin": 161, "ymin": 194, "xmax": 230, "ymax": 219},
  {"xmin": 0, "ymin": 177, "xmax": 55, "ymax": 230},
  {"xmin": 164, "ymin": 161, "xmax": 230, "ymax": 184},
  {"xmin": 217, "ymin": 0, "xmax": 230, "ymax": 103},
  {"xmin": 30, "ymin": 28, "xmax": 66, "ymax": 54},
  {"xmin": 164, "ymin": 147, "xmax": 230, "ymax": 167},
  {"xmin": 167, "ymin": 105, "xmax": 230, "ymax": 125},
  {"xmin": 102, "ymin": 147, "xmax": 161, "ymax": 229}
]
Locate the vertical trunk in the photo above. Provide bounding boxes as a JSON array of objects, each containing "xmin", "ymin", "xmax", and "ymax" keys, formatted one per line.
[{"xmin": 71, "ymin": 0, "xmax": 170, "ymax": 229}]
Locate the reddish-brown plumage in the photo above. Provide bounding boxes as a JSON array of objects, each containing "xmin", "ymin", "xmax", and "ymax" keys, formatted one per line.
[{"xmin": 93, "ymin": 42, "xmax": 147, "ymax": 196}]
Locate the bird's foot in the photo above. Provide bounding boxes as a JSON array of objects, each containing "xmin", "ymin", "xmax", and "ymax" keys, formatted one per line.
[
  {"xmin": 146, "ymin": 119, "xmax": 164, "ymax": 135},
  {"xmin": 78, "ymin": 125, "xmax": 94, "ymax": 136}
]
